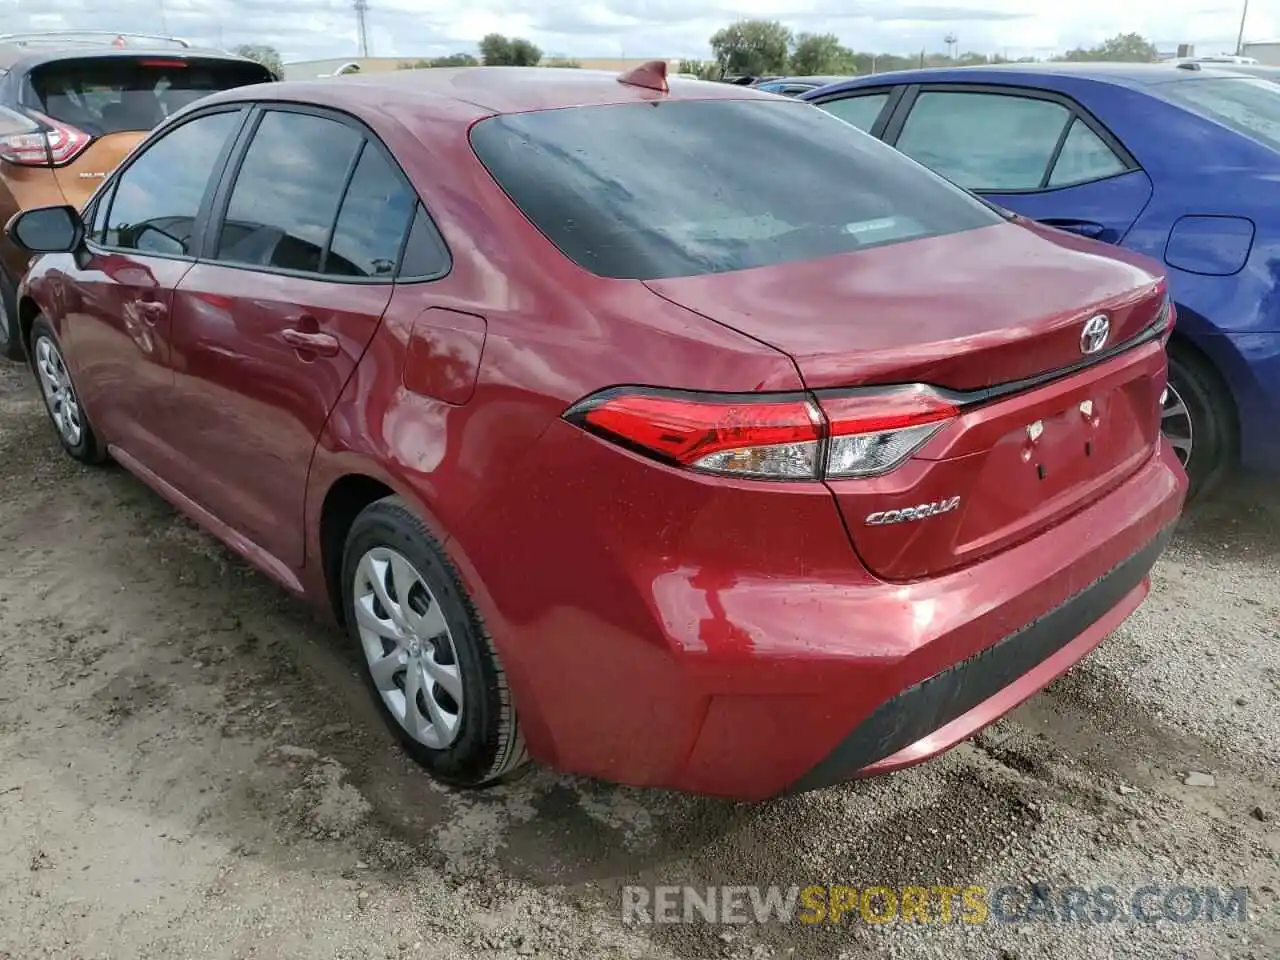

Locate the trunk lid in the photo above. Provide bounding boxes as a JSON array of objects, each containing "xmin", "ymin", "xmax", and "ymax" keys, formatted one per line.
[
  {"xmin": 644, "ymin": 220, "xmax": 1165, "ymax": 391},
  {"xmin": 646, "ymin": 220, "xmax": 1171, "ymax": 581},
  {"xmin": 29, "ymin": 55, "xmax": 274, "ymax": 209},
  {"xmin": 52, "ymin": 133, "xmax": 145, "ymax": 209}
]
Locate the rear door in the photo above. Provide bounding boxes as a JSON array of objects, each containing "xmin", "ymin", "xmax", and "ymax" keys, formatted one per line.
[
  {"xmin": 162, "ymin": 105, "xmax": 418, "ymax": 568},
  {"xmin": 25, "ymin": 55, "xmax": 273, "ymax": 210},
  {"xmin": 880, "ymin": 85, "xmax": 1153, "ymax": 244}
]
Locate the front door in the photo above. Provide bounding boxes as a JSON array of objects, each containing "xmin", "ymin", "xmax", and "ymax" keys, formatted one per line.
[
  {"xmin": 66, "ymin": 107, "xmax": 246, "ymax": 474},
  {"xmin": 162, "ymin": 107, "xmax": 417, "ymax": 568}
]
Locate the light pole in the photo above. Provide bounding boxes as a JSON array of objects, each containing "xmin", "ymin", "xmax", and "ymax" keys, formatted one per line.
[{"xmin": 1236, "ymin": 0, "xmax": 1249, "ymax": 56}]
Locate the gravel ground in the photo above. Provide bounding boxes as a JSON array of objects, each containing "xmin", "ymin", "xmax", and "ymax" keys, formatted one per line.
[{"xmin": 0, "ymin": 358, "xmax": 1276, "ymax": 960}]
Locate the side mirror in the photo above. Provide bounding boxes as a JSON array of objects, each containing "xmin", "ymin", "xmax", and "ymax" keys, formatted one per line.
[{"xmin": 4, "ymin": 205, "xmax": 84, "ymax": 254}]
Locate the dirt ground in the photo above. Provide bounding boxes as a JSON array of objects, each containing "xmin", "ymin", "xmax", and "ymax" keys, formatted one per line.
[{"xmin": 0, "ymin": 357, "xmax": 1276, "ymax": 960}]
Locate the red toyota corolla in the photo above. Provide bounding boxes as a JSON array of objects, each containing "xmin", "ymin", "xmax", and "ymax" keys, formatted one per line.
[{"xmin": 5, "ymin": 63, "xmax": 1186, "ymax": 799}]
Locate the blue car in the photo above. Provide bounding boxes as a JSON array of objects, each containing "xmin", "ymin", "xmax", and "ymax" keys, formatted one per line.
[{"xmin": 801, "ymin": 63, "xmax": 1280, "ymax": 498}]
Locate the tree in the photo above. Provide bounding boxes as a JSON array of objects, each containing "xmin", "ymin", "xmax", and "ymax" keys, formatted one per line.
[
  {"xmin": 234, "ymin": 44, "xmax": 284, "ymax": 78},
  {"xmin": 397, "ymin": 54, "xmax": 479, "ymax": 69},
  {"xmin": 789, "ymin": 33, "xmax": 855, "ymax": 75},
  {"xmin": 431, "ymin": 52, "xmax": 480, "ymax": 67},
  {"xmin": 678, "ymin": 59, "xmax": 720, "ymax": 80},
  {"xmin": 1055, "ymin": 32, "xmax": 1157, "ymax": 63},
  {"xmin": 479, "ymin": 33, "xmax": 542, "ymax": 66},
  {"xmin": 709, "ymin": 19, "xmax": 791, "ymax": 77}
]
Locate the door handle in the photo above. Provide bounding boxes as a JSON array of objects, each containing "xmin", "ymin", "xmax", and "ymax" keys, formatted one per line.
[
  {"xmin": 1040, "ymin": 218, "xmax": 1108, "ymax": 240},
  {"xmin": 138, "ymin": 300, "xmax": 168, "ymax": 325},
  {"xmin": 282, "ymin": 327, "xmax": 340, "ymax": 357}
]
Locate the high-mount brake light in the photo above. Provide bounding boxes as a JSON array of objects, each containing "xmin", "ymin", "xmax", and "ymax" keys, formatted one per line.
[
  {"xmin": 564, "ymin": 385, "xmax": 959, "ymax": 481},
  {"xmin": 139, "ymin": 58, "xmax": 189, "ymax": 68}
]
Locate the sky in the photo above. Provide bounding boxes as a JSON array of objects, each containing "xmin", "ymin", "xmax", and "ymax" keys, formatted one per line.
[{"xmin": 2, "ymin": 0, "xmax": 1276, "ymax": 64}]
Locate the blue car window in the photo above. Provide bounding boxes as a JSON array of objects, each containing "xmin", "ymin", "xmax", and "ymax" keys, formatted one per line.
[
  {"xmin": 1159, "ymin": 77, "xmax": 1280, "ymax": 153},
  {"xmin": 1048, "ymin": 117, "xmax": 1126, "ymax": 187},
  {"xmin": 819, "ymin": 93, "xmax": 890, "ymax": 132},
  {"xmin": 896, "ymin": 91, "xmax": 1072, "ymax": 191}
]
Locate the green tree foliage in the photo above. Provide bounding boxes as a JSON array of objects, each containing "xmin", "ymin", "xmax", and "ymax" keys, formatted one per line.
[
  {"xmin": 789, "ymin": 32, "xmax": 855, "ymax": 75},
  {"xmin": 479, "ymin": 33, "xmax": 543, "ymax": 66},
  {"xmin": 710, "ymin": 19, "xmax": 792, "ymax": 77},
  {"xmin": 677, "ymin": 59, "xmax": 720, "ymax": 79},
  {"xmin": 1054, "ymin": 32, "xmax": 1158, "ymax": 63},
  {"xmin": 397, "ymin": 54, "xmax": 480, "ymax": 69},
  {"xmin": 234, "ymin": 44, "xmax": 284, "ymax": 78}
]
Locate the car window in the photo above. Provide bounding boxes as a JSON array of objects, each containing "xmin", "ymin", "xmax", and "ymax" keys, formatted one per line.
[
  {"xmin": 818, "ymin": 93, "xmax": 891, "ymax": 132},
  {"xmin": 896, "ymin": 91, "xmax": 1072, "ymax": 191},
  {"xmin": 102, "ymin": 110, "xmax": 242, "ymax": 256},
  {"xmin": 30, "ymin": 57, "xmax": 273, "ymax": 136},
  {"xmin": 398, "ymin": 206, "xmax": 451, "ymax": 279},
  {"xmin": 215, "ymin": 110, "xmax": 362, "ymax": 274},
  {"xmin": 1047, "ymin": 117, "xmax": 1126, "ymax": 187},
  {"xmin": 469, "ymin": 99, "xmax": 1001, "ymax": 281},
  {"xmin": 324, "ymin": 144, "xmax": 416, "ymax": 279},
  {"xmin": 1158, "ymin": 77, "xmax": 1280, "ymax": 153}
]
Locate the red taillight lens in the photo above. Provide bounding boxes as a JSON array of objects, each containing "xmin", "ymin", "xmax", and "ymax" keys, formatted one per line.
[
  {"xmin": 564, "ymin": 385, "xmax": 958, "ymax": 481},
  {"xmin": 819, "ymin": 385, "xmax": 958, "ymax": 478},
  {"xmin": 569, "ymin": 391, "xmax": 823, "ymax": 479},
  {"xmin": 0, "ymin": 111, "xmax": 91, "ymax": 167}
]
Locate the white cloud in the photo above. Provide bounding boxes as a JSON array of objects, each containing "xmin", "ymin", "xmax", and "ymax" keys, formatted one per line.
[{"xmin": 3, "ymin": 0, "xmax": 1275, "ymax": 61}]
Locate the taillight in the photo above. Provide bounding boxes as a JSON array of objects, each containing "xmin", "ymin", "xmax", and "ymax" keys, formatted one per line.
[
  {"xmin": 0, "ymin": 111, "xmax": 91, "ymax": 167},
  {"xmin": 564, "ymin": 385, "xmax": 958, "ymax": 481},
  {"xmin": 820, "ymin": 385, "xmax": 958, "ymax": 478},
  {"xmin": 568, "ymin": 390, "xmax": 823, "ymax": 479}
]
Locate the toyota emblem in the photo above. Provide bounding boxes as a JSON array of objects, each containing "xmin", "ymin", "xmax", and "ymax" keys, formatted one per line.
[{"xmin": 1080, "ymin": 314, "xmax": 1110, "ymax": 355}]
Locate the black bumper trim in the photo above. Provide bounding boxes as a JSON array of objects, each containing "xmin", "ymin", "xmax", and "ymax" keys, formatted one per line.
[{"xmin": 788, "ymin": 524, "xmax": 1175, "ymax": 794}]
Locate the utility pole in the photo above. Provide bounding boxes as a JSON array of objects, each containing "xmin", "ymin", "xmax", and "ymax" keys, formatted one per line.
[
  {"xmin": 354, "ymin": 0, "xmax": 370, "ymax": 57},
  {"xmin": 1235, "ymin": 0, "xmax": 1249, "ymax": 56}
]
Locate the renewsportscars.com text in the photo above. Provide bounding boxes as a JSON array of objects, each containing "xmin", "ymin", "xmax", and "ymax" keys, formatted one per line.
[{"xmin": 621, "ymin": 884, "xmax": 1250, "ymax": 926}]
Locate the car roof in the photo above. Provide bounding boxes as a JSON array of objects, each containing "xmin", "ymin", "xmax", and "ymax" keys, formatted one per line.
[
  {"xmin": 201, "ymin": 65, "xmax": 780, "ymax": 119},
  {"xmin": 762, "ymin": 75, "xmax": 852, "ymax": 86},
  {"xmin": 0, "ymin": 43, "xmax": 260, "ymax": 72},
  {"xmin": 815, "ymin": 61, "xmax": 1256, "ymax": 95}
]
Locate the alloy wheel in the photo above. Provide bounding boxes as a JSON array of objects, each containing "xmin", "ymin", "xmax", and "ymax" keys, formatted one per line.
[
  {"xmin": 353, "ymin": 546, "xmax": 464, "ymax": 750},
  {"xmin": 0, "ymin": 295, "xmax": 10, "ymax": 344},
  {"xmin": 34, "ymin": 336, "xmax": 83, "ymax": 447},
  {"xmin": 1160, "ymin": 384, "xmax": 1193, "ymax": 470}
]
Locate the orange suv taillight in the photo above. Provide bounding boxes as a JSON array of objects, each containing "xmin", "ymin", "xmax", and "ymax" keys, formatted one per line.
[{"xmin": 0, "ymin": 110, "xmax": 91, "ymax": 167}]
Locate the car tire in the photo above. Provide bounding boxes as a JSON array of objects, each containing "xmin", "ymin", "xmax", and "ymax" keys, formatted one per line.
[
  {"xmin": 0, "ymin": 265, "xmax": 23, "ymax": 362},
  {"xmin": 28, "ymin": 315, "xmax": 107, "ymax": 464},
  {"xmin": 341, "ymin": 496, "xmax": 528, "ymax": 788},
  {"xmin": 1164, "ymin": 340, "xmax": 1236, "ymax": 502}
]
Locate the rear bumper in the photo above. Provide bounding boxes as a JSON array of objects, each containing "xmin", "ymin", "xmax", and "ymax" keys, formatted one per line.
[
  {"xmin": 455, "ymin": 419, "xmax": 1186, "ymax": 801},
  {"xmin": 669, "ymin": 441, "xmax": 1186, "ymax": 799},
  {"xmin": 788, "ymin": 524, "xmax": 1169, "ymax": 792}
]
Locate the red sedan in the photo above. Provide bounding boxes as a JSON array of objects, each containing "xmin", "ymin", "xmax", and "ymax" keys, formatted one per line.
[{"xmin": 5, "ymin": 63, "xmax": 1186, "ymax": 799}]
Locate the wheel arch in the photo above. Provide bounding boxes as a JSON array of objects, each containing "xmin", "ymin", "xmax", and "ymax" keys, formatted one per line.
[
  {"xmin": 317, "ymin": 472, "xmax": 397, "ymax": 624},
  {"xmin": 17, "ymin": 294, "xmax": 40, "ymax": 355}
]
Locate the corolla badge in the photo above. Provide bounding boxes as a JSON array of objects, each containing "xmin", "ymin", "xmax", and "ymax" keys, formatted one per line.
[
  {"xmin": 1080, "ymin": 314, "xmax": 1111, "ymax": 355},
  {"xmin": 865, "ymin": 496, "xmax": 961, "ymax": 526}
]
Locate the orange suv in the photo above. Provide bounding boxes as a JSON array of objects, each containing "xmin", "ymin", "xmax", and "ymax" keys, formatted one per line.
[{"xmin": 0, "ymin": 31, "xmax": 275, "ymax": 359}]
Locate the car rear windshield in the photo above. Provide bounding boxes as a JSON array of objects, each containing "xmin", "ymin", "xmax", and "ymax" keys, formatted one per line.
[
  {"xmin": 468, "ymin": 99, "xmax": 1002, "ymax": 280},
  {"xmin": 28, "ymin": 57, "xmax": 273, "ymax": 136},
  {"xmin": 1159, "ymin": 77, "xmax": 1280, "ymax": 152}
]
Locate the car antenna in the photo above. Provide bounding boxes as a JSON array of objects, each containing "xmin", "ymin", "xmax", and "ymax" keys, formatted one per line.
[{"xmin": 617, "ymin": 60, "xmax": 669, "ymax": 93}]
